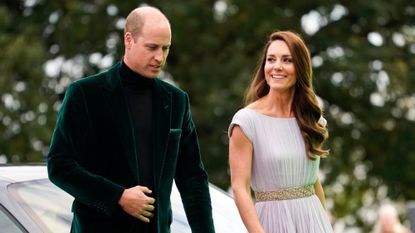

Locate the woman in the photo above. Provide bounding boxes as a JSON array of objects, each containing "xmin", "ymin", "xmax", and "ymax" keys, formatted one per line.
[
  {"xmin": 228, "ymin": 31, "xmax": 333, "ymax": 233},
  {"xmin": 371, "ymin": 203, "xmax": 412, "ymax": 233}
]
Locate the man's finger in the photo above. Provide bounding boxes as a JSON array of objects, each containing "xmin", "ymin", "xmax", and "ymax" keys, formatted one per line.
[
  {"xmin": 139, "ymin": 186, "xmax": 152, "ymax": 194},
  {"xmin": 145, "ymin": 204, "xmax": 155, "ymax": 211},
  {"xmin": 147, "ymin": 197, "xmax": 156, "ymax": 204},
  {"xmin": 137, "ymin": 213, "xmax": 150, "ymax": 223},
  {"xmin": 141, "ymin": 210, "xmax": 154, "ymax": 218}
]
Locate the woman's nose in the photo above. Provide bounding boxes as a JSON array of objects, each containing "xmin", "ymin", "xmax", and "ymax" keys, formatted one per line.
[{"xmin": 273, "ymin": 60, "xmax": 283, "ymax": 70}]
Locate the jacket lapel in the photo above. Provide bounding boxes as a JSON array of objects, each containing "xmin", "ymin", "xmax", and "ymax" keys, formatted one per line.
[
  {"xmin": 153, "ymin": 79, "xmax": 171, "ymax": 189},
  {"xmin": 100, "ymin": 63, "xmax": 139, "ymax": 182}
]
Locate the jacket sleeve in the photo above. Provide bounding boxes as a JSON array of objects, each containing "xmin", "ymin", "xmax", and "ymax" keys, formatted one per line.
[
  {"xmin": 47, "ymin": 82, "xmax": 124, "ymax": 216},
  {"xmin": 174, "ymin": 93, "xmax": 215, "ymax": 233}
]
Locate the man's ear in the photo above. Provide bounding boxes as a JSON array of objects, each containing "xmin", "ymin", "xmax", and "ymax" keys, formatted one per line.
[{"xmin": 124, "ymin": 32, "xmax": 133, "ymax": 49}]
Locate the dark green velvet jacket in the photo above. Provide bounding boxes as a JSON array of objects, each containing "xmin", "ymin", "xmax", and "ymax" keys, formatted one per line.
[{"xmin": 47, "ymin": 62, "xmax": 215, "ymax": 233}]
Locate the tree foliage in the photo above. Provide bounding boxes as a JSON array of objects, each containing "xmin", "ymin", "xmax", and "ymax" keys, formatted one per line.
[{"xmin": 1, "ymin": 0, "xmax": 414, "ymax": 231}]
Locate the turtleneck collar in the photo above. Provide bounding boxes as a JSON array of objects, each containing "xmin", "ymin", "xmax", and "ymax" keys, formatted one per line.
[{"xmin": 119, "ymin": 60, "xmax": 155, "ymax": 90}]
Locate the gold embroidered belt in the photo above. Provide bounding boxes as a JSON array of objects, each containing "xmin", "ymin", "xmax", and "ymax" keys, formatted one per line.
[{"xmin": 255, "ymin": 184, "xmax": 315, "ymax": 202}]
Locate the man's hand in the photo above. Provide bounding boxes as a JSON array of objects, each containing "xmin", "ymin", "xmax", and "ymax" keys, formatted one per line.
[{"xmin": 118, "ymin": 186, "xmax": 156, "ymax": 223}]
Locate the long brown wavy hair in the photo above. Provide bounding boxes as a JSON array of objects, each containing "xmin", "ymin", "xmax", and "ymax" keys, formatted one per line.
[{"xmin": 244, "ymin": 31, "xmax": 329, "ymax": 159}]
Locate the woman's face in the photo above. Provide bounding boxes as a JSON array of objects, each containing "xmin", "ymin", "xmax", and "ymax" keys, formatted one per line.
[{"xmin": 264, "ymin": 40, "xmax": 297, "ymax": 93}]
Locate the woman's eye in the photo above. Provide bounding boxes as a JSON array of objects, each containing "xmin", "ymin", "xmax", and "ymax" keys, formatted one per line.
[{"xmin": 283, "ymin": 58, "xmax": 292, "ymax": 63}]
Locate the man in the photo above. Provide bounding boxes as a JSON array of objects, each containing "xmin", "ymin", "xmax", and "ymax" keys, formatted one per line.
[{"xmin": 47, "ymin": 6, "xmax": 215, "ymax": 233}]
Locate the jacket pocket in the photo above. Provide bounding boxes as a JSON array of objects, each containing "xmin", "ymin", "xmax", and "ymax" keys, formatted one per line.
[
  {"xmin": 163, "ymin": 129, "xmax": 182, "ymax": 179},
  {"xmin": 167, "ymin": 129, "xmax": 181, "ymax": 155},
  {"xmin": 169, "ymin": 128, "xmax": 182, "ymax": 134}
]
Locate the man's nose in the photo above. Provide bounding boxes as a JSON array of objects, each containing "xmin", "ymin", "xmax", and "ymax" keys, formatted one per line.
[{"xmin": 154, "ymin": 49, "xmax": 164, "ymax": 63}]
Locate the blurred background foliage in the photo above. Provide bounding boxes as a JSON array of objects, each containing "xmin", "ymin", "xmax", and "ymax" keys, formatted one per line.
[{"xmin": 1, "ymin": 0, "xmax": 414, "ymax": 232}]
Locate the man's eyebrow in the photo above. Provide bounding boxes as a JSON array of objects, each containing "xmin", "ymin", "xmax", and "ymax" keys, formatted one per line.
[{"xmin": 145, "ymin": 43, "xmax": 171, "ymax": 47}]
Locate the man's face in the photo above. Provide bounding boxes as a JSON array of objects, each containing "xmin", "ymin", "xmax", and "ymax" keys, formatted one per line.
[{"xmin": 125, "ymin": 21, "xmax": 171, "ymax": 78}]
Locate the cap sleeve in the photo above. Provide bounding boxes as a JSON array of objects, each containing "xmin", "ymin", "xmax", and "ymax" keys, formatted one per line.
[{"xmin": 228, "ymin": 109, "xmax": 255, "ymax": 142}]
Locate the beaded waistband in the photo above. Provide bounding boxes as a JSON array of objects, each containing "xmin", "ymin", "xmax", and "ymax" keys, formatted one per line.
[{"xmin": 255, "ymin": 184, "xmax": 315, "ymax": 202}]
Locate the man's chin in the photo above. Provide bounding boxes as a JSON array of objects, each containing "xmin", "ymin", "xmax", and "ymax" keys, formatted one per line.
[
  {"xmin": 146, "ymin": 70, "xmax": 161, "ymax": 78},
  {"xmin": 143, "ymin": 72, "xmax": 159, "ymax": 79}
]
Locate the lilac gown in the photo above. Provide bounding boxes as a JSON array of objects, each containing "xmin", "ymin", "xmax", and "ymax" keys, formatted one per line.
[{"xmin": 229, "ymin": 108, "xmax": 334, "ymax": 233}]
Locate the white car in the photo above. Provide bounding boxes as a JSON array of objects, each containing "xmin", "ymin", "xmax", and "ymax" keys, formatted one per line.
[{"xmin": 0, "ymin": 165, "xmax": 246, "ymax": 233}]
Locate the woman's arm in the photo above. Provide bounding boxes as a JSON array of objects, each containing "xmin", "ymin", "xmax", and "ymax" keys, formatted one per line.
[
  {"xmin": 229, "ymin": 125, "xmax": 265, "ymax": 233},
  {"xmin": 314, "ymin": 178, "xmax": 327, "ymax": 210}
]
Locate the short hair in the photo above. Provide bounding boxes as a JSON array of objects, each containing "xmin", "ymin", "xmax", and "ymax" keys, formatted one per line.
[
  {"xmin": 124, "ymin": 10, "xmax": 145, "ymax": 40},
  {"xmin": 124, "ymin": 6, "xmax": 167, "ymax": 41}
]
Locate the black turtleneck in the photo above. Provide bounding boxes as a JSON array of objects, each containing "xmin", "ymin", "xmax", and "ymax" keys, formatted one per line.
[
  {"xmin": 120, "ymin": 61, "xmax": 156, "ymax": 232},
  {"xmin": 119, "ymin": 61, "xmax": 155, "ymax": 189},
  {"xmin": 119, "ymin": 61, "xmax": 156, "ymax": 231}
]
